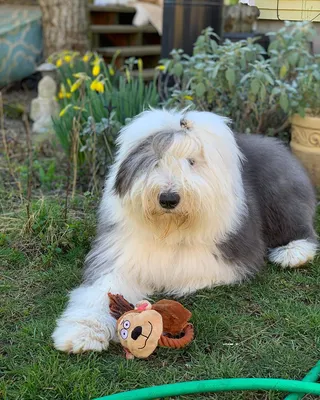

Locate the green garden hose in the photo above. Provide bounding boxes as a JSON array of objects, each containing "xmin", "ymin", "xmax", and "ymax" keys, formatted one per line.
[
  {"xmin": 94, "ymin": 377, "xmax": 320, "ymax": 400},
  {"xmin": 285, "ymin": 360, "xmax": 320, "ymax": 400}
]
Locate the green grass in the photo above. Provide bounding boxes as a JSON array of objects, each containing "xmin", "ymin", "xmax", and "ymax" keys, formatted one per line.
[{"xmin": 1, "ymin": 193, "xmax": 320, "ymax": 400}]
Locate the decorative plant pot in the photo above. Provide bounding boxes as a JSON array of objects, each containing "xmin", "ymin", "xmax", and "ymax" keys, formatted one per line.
[
  {"xmin": 0, "ymin": 6, "xmax": 43, "ymax": 87},
  {"xmin": 290, "ymin": 114, "xmax": 320, "ymax": 187}
]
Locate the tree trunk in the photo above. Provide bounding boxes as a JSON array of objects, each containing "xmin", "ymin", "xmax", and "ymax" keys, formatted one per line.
[{"xmin": 38, "ymin": 0, "xmax": 89, "ymax": 57}]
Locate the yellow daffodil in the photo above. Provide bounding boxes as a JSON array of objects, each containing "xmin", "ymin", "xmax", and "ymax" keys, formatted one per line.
[
  {"xmin": 184, "ymin": 95, "xmax": 193, "ymax": 101},
  {"xmin": 125, "ymin": 68, "xmax": 131, "ymax": 83},
  {"xmin": 56, "ymin": 58, "xmax": 63, "ymax": 68},
  {"xmin": 59, "ymin": 104, "xmax": 71, "ymax": 117},
  {"xmin": 92, "ymin": 64, "xmax": 100, "ymax": 77},
  {"xmin": 73, "ymin": 72, "xmax": 89, "ymax": 80},
  {"xmin": 138, "ymin": 58, "xmax": 143, "ymax": 73},
  {"xmin": 90, "ymin": 80, "xmax": 104, "ymax": 93},
  {"xmin": 67, "ymin": 78, "xmax": 72, "ymax": 88},
  {"xmin": 64, "ymin": 55, "xmax": 72, "ymax": 63},
  {"xmin": 58, "ymin": 83, "xmax": 72, "ymax": 99},
  {"xmin": 156, "ymin": 65, "xmax": 165, "ymax": 71},
  {"xmin": 108, "ymin": 66, "xmax": 115, "ymax": 76},
  {"xmin": 90, "ymin": 80, "xmax": 97, "ymax": 91},
  {"xmin": 82, "ymin": 52, "xmax": 92, "ymax": 62},
  {"xmin": 58, "ymin": 83, "xmax": 67, "ymax": 99},
  {"xmin": 95, "ymin": 82, "xmax": 104, "ymax": 93},
  {"xmin": 70, "ymin": 79, "xmax": 82, "ymax": 93},
  {"xmin": 73, "ymin": 106, "xmax": 87, "ymax": 113}
]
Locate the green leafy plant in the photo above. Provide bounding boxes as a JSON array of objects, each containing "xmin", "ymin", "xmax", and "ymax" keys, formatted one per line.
[
  {"xmin": 50, "ymin": 52, "xmax": 159, "ymax": 189},
  {"xmin": 160, "ymin": 21, "xmax": 320, "ymax": 136}
]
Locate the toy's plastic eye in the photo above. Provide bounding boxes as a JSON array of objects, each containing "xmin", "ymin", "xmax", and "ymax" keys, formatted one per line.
[
  {"xmin": 123, "ymin": 320, "xmax": 130, "ymax": 329},
  {"xmin": 188, "ymin": 158, "xmax": 195, "ymax": 166},
  {"xmin": 120, "ymin": 329, "xmax": 128, "ymax": 340}
]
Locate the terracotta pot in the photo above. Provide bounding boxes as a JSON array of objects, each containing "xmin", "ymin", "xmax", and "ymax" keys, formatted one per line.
[{"xmin": 290, "ymin": 113, "xmax": 320, "ymax": 187}]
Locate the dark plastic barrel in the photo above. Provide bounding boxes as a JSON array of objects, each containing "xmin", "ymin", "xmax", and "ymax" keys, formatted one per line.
[{"xmin": 161, "ymin": 0, "xmax": 224, "ymax": 58}]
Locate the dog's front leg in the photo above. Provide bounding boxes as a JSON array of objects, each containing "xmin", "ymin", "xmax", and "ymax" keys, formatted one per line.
[{"xmin": 52, "ymin": 273, "xmax": 146, "ymax": 353}]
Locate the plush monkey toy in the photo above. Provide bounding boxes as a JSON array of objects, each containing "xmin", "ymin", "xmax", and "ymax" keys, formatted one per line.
[{"xmin": 108, "ymin": 293, "xmax": 194, "ymax": 359}]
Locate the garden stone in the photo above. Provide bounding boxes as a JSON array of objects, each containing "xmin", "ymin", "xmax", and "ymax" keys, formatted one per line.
[{"xmin": 30, "ymin": 75, "xmax": 59, "ymax": 138}]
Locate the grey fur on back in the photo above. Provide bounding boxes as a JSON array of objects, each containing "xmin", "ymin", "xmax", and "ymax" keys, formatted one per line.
[{"xmin": 218, "ymin": 134, "xmax": 317, "ymax": 274}]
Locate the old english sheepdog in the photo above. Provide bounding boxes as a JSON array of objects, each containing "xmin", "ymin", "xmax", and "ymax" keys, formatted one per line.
[{"xmin": 52, "ymin": 109, "xmax": 318, "ymax": 353}]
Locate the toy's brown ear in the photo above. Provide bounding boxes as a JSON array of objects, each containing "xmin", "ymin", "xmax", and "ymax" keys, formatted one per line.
[{"xmin": 108, "ymin": 293, "xmax": 134, "ymax": 320}]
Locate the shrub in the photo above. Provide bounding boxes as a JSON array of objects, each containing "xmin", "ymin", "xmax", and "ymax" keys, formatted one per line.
[{"xmin": 160, "ymin": 21, "xmax": 320, "ymax": 137}]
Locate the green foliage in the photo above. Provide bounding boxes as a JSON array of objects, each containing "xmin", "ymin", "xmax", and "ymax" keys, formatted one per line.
[
  {"xmin": 51, "ymin": 52, "xmax": 159, "ymax": 181},
  {"xmin": 160, "ymin": 21, "xmax": 320, "ymax": 136},
  {"xmin": 1, "ymin": 192, "xmax": 96, "ymax": 267}
]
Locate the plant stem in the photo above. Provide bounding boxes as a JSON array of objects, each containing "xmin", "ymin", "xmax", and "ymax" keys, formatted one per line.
[
  {"xmin": 71, "ymin": 118, "xmax": 79, "ymax": 199},
  {"xmin": 23, "ymin": 113, "xmax": 33, "ymax": 232}
]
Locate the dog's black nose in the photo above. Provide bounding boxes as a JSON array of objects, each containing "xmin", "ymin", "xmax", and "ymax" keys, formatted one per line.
[
  {"xmin": 131, "ymin": 326, "xmax": 143, "ymax": 340},
  {"xmin": 159, "ymin": 192, "xmax": 180, "ymax": 209}
]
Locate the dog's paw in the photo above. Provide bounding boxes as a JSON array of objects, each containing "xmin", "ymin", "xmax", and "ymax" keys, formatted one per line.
[{"xmin": 52, "ymin": 320, "xmax": 111, "ymax": 353}]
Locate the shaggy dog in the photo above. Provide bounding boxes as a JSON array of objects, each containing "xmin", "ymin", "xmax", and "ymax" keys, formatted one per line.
[{"xmin": 52, "ymin": 109, "xmax": 318, "ymax": 353}]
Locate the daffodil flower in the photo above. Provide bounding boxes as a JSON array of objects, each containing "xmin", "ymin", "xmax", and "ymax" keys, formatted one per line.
[
  {"xmin": 138, "ymin": 58, "xmax": 143, "ymax": 73},
  {"xmin": 56, "ymin": 58, "xmax": 63, "ymax": 68},
  {"xmin": 67, "ymin": 79, "xmax": 72, "ymax": 88},
  {"xmin": 70, "ymin": 79, "xmax": 82, "ymax": 93},
  {"xmin": 184, "ymin": 95, "xmax": 193, "ymax": 101},
  {"xmin": 59, "ymin": 104, "xmax": 72, "ymax": 117},
  {"xmin": 58, "ymin": 83, "xmax": 67, "ymax": 99},
  {"xmin": 73, "ymin": 72, "xmax": 90, "ymax": 80},
  {"xmin": 95, "ymin": 82, "xmax": 104, "ymax": 93},
  {"xmin": 125, "ymin": 68, "xmax": 131, "ymax": 83},
  {"xmin": 90, "ymin": 80, "xmax": 105, "ymax": 93},
  {"xmin": 73, "ymin": 106, "xmax": 87, "ymax": 112},
  {"xmin": 82, "ymin": 52, "xmax": 92, "ymax": 63},
  {"xmin": 64, "ymin": 55, "xmax": 72, "ymax": 63},
  {"xmin": 92, "ymin": 64, "xmax": 100, "ymax": 77},
  {"xmin": 92, "ymin": 57, "xmax": 102, "ymax": 77},
  {"xmin": 156, "ymin": 65, "xmax": 165, "ymax": 71},
  {"xmin": 90, "ymin": 80, "xmax": 97, "ymax": 91},
  {"xmin": 108, "ymin": 66, "xmax": 115, "ymax": 76},
  {"xmin": 58, "ymin": 83, "xmax": 72, "ymax": 99}
]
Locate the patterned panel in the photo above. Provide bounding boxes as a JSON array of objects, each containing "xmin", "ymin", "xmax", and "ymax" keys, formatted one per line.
[{"xmin": 0, "ymin": 6, "xmax": 43, "ymax": 86}]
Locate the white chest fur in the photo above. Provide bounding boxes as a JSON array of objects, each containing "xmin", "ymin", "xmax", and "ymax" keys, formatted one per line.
[{"xmin": 117, "ymin": 233, "xmax": 240, "ymax": 296}]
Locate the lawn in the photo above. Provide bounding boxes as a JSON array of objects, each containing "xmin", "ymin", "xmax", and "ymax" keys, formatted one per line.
[
  {"xmin": 1, "ymin": 187, "xmax": 320, "ymax": 400},
  {"xmin": 1, "ymin": 80, "xmax": 320, "ymax": 399}
]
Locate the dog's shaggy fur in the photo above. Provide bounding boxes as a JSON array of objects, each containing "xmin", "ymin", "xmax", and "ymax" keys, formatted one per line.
[{"xmin": 52, "ymin": 109, "xmax": 317, "ymax": 353}]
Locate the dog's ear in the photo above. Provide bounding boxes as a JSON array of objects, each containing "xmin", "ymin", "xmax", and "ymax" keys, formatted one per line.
[{"xmin": 108, "ymin": 293, "xmax": 134, "ymax": 320}]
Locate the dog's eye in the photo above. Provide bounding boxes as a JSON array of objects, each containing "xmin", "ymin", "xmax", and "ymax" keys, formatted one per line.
[
  {"xmin": 188, "ymin": 158, "xmax": 195, "ymax": 166},
  {"xmin": 120, "ymin": 329, "xmax": 128, "ymax": 340},
  {"xmin": 123, "ymin": 320, "xmax": 130, "ymax": 329}
]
